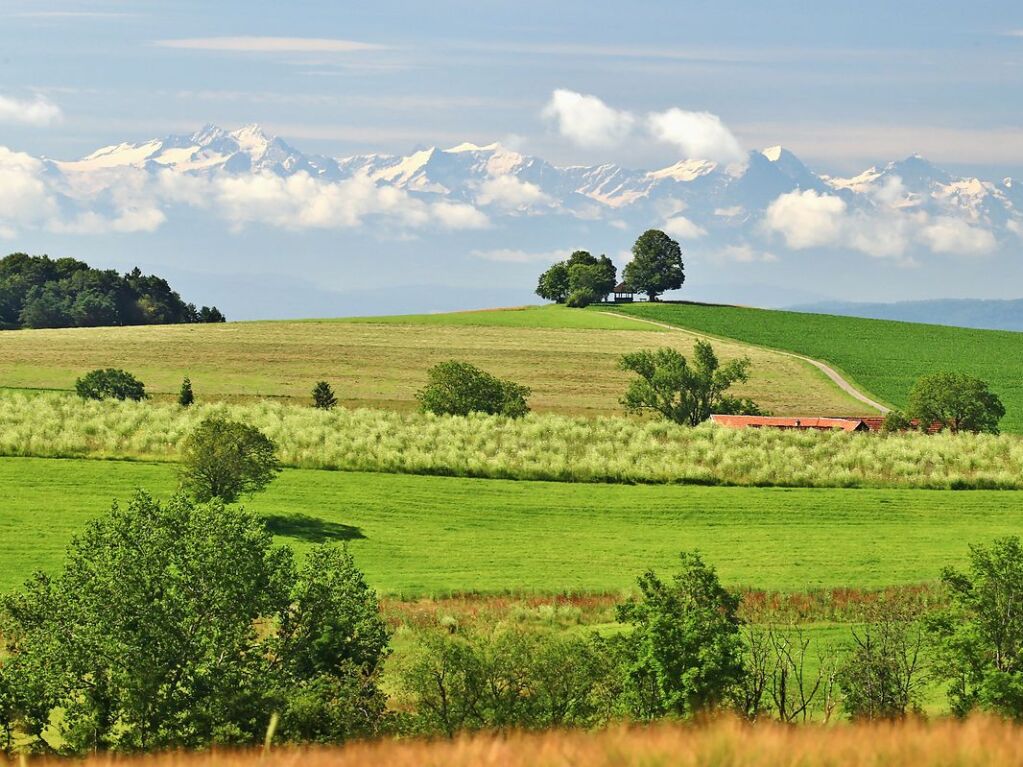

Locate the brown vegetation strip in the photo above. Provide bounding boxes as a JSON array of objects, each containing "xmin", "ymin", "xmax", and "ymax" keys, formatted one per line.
[{"xmin": 12, "ymin": 717, "xmax": 1023, "ymax": 767}]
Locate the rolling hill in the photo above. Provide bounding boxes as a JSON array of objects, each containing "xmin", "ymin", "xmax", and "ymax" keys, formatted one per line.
[{"xmin": 0, "ymin": 305, "xmax": 869, "ymax": 417}]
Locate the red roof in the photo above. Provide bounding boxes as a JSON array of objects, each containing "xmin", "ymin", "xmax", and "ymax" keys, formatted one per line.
[
  {"xmin": 710, "ymin": 415, "xmax": 868, "ymax": 432},
  {"xmin": 614, "ymin": 282, "xmax": 633, "ymax": 292}
]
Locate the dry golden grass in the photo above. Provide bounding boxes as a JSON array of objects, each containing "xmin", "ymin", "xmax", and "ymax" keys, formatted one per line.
[
  {"xmin": 0, "ymin": 312, "xmax": 870, "ymax": 417},
  {"xmin": 10, "ymin": 717, "xmax": 1022, "ymax": 767}
]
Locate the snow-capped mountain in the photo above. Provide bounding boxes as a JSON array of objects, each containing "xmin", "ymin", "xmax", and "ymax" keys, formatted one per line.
[{"xmin": 41, "ymin": 123, "xmax": 1023, "ymax": 238}]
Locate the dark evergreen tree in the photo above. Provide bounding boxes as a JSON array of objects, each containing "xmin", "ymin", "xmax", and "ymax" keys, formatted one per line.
[{"xmin": 178, "ymin": 377, "xmax": 195, "ymax": 407}]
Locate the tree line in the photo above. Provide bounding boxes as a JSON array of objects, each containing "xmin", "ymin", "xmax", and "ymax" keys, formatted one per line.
[{"xmin": 0, "ymin": 253, "xmax": 225, "ymax": 330}]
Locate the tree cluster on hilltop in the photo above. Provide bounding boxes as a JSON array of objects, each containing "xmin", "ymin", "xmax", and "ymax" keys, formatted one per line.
[{"xmin": 0, "ymin": 253, "xmax": 225, "ymax": 330}]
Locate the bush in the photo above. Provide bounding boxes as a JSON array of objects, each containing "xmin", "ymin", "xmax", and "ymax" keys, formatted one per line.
[
  {"xmin": 416, "ymin": 360, "xmax": 530, "ymax": 418},
  {"xmin": 312, "ymin": 381, "xmax": 338, "ymax": 410},
  {"xmin": 178, "ymin": 376, "xmax": 194, "ymax": 407},
  {"xmin": 566, "ymin": 288, "xmax": 598, "ymax": 308},
  {"xmin": 74, "ymin": 368, "xmax": 147, "ymax": 401},
  {"xmin": 0, "ymin": 491, "xmax": 389, "ymax": 752},
  {"xmin": 179, "ymin": 417, "xmax": 281, "ymax": 502},
  {"xmin": 398, "ymin": 626, "xmax": 612, "ymax": 736},
  {"xmin": 881, "ymin": 410, "xmax": 911, "ymax": 433}
]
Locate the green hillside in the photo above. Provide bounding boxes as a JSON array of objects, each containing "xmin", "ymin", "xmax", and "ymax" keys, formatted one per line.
[
  {"xmin": 3, "ymin": 456, "xmax": 1021, "ymax": 596},
  {"xmin": 610, "ymin": 303, "xmax": 1023, "ymax": 432}
]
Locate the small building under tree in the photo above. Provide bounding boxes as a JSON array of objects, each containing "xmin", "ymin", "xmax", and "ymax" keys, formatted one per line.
[{"xmin": 613, "ymin": 282, "xmax": 635, "ymax": 302}]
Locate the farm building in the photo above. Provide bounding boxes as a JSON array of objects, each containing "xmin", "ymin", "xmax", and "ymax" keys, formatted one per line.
[
  {"xmin": 710, "ymin": 415, "xmax": 943, "ymax": 433},
  {"xmin": 709, "ymin": 415, "xmax": 871, "ymax": 432}
]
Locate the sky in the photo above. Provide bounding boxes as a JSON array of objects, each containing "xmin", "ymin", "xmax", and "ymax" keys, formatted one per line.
[
  {"xmin": 3, "ymin": 0, "xmax": 1023, "ymax": 175},
  {"xmin": 1, "ymin": 1, "xmax": 1022, "ymax": 317}
]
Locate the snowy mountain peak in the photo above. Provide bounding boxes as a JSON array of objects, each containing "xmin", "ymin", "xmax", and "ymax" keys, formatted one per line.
[
  {"xmin": 446, "ymin": 141, "xmax": 502, "ymax": 153},
  {"xmin": 647, "ymin": 158, "xmax": 718, "ymax": 182},
  {"xmin": 190, "ymin": 124, "xmax": 228, "ymax": 145},
  {"xmin": 229, "ymin": 124, "xmax": 274, "ymax": 154},
  {"xmin": 760, "ymin": 145, "xmax": 785, "ymax": 162}
]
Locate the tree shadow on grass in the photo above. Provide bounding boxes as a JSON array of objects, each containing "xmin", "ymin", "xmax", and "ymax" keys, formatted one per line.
[{"xmin": 263, "ymin": 513, "xmax": 366, "ymax": 543}]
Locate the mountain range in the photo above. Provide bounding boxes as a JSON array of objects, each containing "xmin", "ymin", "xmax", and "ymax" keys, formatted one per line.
[{"xmin": 2, "ymin": 123, "xmax": 1020, "ymax": 319}]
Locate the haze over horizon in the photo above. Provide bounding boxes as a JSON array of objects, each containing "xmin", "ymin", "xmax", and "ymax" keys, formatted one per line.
[{"xmin": 1, "ymin": 1, "xmax": 1022, "ymax": 318}]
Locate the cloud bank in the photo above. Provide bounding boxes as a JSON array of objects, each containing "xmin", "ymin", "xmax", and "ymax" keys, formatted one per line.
[{"xmin": 0, "ymin": 93, "xmax": 62, "ymax": 126}]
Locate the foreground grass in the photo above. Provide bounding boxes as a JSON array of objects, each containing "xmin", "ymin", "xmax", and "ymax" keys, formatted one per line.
[
  {"xmin": 9, "ymin": 717, "xmax": 1023, "ymax": 766},
  {"xmin": 3, "ymin": 393, "xmax": 1022, "ymax": 489},
  {"xmin": 3, "ymin": 456, "xmax": 1021, "ymax": 596},
  {"xmin": 0, "ymin": 305, "xmax": 868, "ymax": 416},
  {"xmin": 612, "ymin": 302, "xmax": 1023, "ymax": 432}
]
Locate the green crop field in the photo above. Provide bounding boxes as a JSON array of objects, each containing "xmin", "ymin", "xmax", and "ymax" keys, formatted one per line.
[
  {"xmin": 609, "ymin": 303, "xmax": 1023, "ymax": 432},
  {"xmin": 0, "ymin": 305, "xmax": 869, "ymax": 417},
  {"xmin": 3, "ymin": 456, "xmax": 1021, "ymax": 597}
]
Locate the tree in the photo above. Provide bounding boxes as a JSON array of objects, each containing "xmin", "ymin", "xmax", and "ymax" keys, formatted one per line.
[
  {"xmin": 0, "ymin": 491, "xmax": 388, "ymax": 752},
  {"xmin": 837, "ymin": 600, "xmax": 926, "ymax": 720},
  {"xmin": 619, "ymin": 341, "xmax": 759, "ymax": 426},
  {"xmin": 179, "ymin": 418, "xmax": 281, "ymax": 503},
  {"xmin": 907, "ymin": 372, "xmax": 1005, "ymax": 434},
  {"xmin": 535, "ymin": 262, "xmax": 570, "ymax": 303},
  {"xmin": 535, "ymin": 251, "xmax": 616, "ymax": 305},
  {"xmin": 622, "ymin": 230, "xmax": 684, "ymax": 301},
  {"xmin": 881, "ymin": 410, "xmax": 912, "ymax": 433},
  {"xmin": 75, "ymin": 368, "xmax": 147, "ymax": 401},
  {"xmin": 614, "ymin": 551, "xmax": 745, "ymax": 719},
  {"xmin": 198, "ymin": 306, "xmax": 226, "ymax": 323},
  {"xmin": 416, "ymin": 360, "xmax": 531, "ymax": 418},
  {"xmin": 930, "ymin": 537, "xmax": 1023, "ymax": 719},
  {"xmin": 565, "ymin": 288, "xmax": 598, "ymax": 308},
  {"xmin": 178, "ymin": 377, "xmax": 195, "ymax": 407},
  {"xmin": 312, "ymin": 381, "xmax": 338, "ymax": 410}
]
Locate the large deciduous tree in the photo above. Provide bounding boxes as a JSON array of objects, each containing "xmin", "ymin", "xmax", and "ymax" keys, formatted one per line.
[
  {"xmin": 536, "ymin": 250, "xmax": 617, "ymax": 305},
  {"xmin": 622, "ymin": 230, "xmax": 684, "ymax": 301},
  {"xmin": 907, "ymin": 372, "xmax": 1005, "ymax": 434},
  {"xmin": 619, "ymin": 341, "xmax": 760, "ymax": 426}
]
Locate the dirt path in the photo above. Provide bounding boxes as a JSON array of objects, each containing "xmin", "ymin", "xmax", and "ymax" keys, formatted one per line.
[{"xmin": 600, "ymin": 311, "xmax": 890, "ymax": 414}]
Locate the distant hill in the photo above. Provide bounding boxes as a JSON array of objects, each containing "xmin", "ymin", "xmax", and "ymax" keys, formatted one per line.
[{"xmin": 787, "ymin": 299, "xmax": 1023, "ymax": 332}]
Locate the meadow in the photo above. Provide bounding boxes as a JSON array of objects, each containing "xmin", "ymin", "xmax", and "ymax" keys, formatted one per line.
[
  {"xmin": 2, "ymin": 392, "xmax": 1022, "ymax": 489},
  {"xmin": 611, "ymin": 302, "xmax": 1023, "ymax": 432},
  {"xmin": 3, "ymin": 456, "xmax": 1021, "ymax": 596},
  {"xmin": 0, "ymin": 305, "xmax": 869, "ymax": 416},
  {"xmin": 10, "ymin": 718, "xmax": 1023, "ymax": 767}
]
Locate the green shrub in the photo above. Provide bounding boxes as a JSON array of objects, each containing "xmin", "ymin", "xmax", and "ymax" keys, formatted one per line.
[
  {"xmin": 74, "ymin": 368, "xmax": 147, "ymax": 401},
  {"xmin": 416, "ymin": 360, "xmax": 530, "ymax": 418},
  {"xmin": 179, "ymin": 417, "xmax": 281, "ymax": 502},
  {"xmin": 566, "ymin": 288, "xmax": 598, "ymax": 308}
]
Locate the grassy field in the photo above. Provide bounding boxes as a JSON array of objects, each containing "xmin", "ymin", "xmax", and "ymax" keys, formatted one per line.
[
  {"xmin": 3, "ymin": 456, "xmax": 1021, "ymax": 597},
  {"xmin": 610, "ymin": 302, "xmax": 1023, "ymax": 432},
  {"xmin": 0, "ymin": 305, "xmax": 869, "ymax": 417},
  {"xmin": 4, "ymin": 392, "xmax": 1022, "ymax": 488}
]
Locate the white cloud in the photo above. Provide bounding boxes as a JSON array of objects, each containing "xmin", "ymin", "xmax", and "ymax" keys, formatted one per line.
[
  {"xmin": 1007, "ymin": 219, "xmax": 1023, "ymax": 238},
  {"xmin": 542, "ymin": 89, "xmax": 634, "ymax": 148},
  {"xmin": 0, "ymin": 93, "xmax": 62, "ymax": 126},
  {"xmin": 647, "ymin": 108, "xmax": 745, "ymax": 163},
  {"xmin": 154, "ymin": 37, "xmax": 384, "ymax": 53},
  {"xmin": 714, "ymin": 244, "xmax": 778, "ymax": 263},
  {"xmin": 764, "ymin": 188, "xmax": 998, "ymax": 260},
  {"xmin": 431, "ymin": 201, "xmax": 491, "ymax": 230},
  {"xmin": 663, "ymin": 215, "xmax": 707, "ymax": 239},
  {"xmin": 917, "ymin": 216, "xmax": 997, "ymax": 256},
  {"xmin": 763, "ymin": 189, "xmax": 848, "ymax": 249},
  {"xmin": 476, "ymin": 175, "xmax": 552, "ymax": 210},
  {"xmin": 714, "ymin": 205, "xmax": 745, "ymax": 217},
  {"xmin": 0, "ymin": 148, "xmax": 58, "ymax": 234},
  {"xmin": 470, "ymin": 248, "xmax": 572, "ymax": 264}
]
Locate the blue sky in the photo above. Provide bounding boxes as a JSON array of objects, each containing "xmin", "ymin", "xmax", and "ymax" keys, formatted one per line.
[
  {"xmin": 1, "ymin": 1, "xmax": 1022, "ymax": 317},
  {"xmin": 3, "ymin": 0, "xmax": 1023, "ymax": 176}
]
